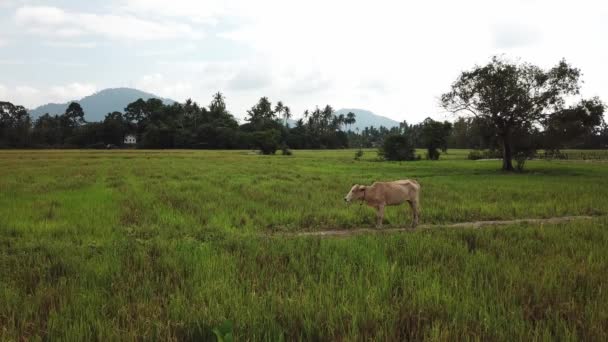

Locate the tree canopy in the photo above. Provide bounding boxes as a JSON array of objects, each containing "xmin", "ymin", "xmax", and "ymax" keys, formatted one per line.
[{"xmin": 441, "ymin": 56, "xmax": 599, "ymax": 170}]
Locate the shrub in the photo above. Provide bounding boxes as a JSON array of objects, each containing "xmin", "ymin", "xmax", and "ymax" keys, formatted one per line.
[
  {"xmin": 426, "ymin": 148, "xmax": 440, "ymax": 160},
  {"xmin": 354, "ymin": 148, "xmax": 364, "ymax": 160},
  {"xmin": 280, "ymin": 143, "xmax": 292, "ymax": 156},
  {"xmin": 378, "ymin": 134, "xmax": 416, "ymax": 161},
  {"xmin": 514, "ymin": 149, "xmax": 537, "ymax": 172},
  {"xmin": 252, "ymin": 130, "xmax": 280, "ymax": 155}
]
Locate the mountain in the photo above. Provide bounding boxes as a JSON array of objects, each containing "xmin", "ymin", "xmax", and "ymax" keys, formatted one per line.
[
  {"xmin": 334, "ymin": 108, "xmax": 400, "ymax": 131},
  {"xmin": 29, "ymin": 88, "xmax": 175, "ymax": 122}
]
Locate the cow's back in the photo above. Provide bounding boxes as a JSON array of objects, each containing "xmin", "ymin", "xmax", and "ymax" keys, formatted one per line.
[{"xmin": 370, "ymin": 180, "xmax": 418, "ymax": 205}]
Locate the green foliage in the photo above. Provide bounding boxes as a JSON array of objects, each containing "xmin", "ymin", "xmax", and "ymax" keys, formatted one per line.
[
  {"xmin": 212, "ymin": 320, "xmax": 234, "ymax": 342},
  {"xmin": 287, "ymin": 105, "xmax": 352, "ymax": 149},
  {"xmin": 63, "ymin": 102, "xmax": 86, "ymax": 128},
  {"xmin": 421, "ymin": 118, "xmax": 453, "ymax": 160},
  {"xmin": 280, "ymin": 144, "xmax": 293, "ymax": 156},
  {"xmin": 354, "ymin": 148, "xmax": 364, "ymax": 160},
  {"xmin": 0, "ymin": 101, "xmax": 31, "ymax": 147},
  {"xmin": 246, "ymin": 97, "xmax": 278, "ymax": 130},
  {"xmin": 378, "ymin": 134, "xmax": 416, "ymax": 161},
  {"xmin": 544, "ymin": 97, "xmax": 606, "ymax": 149},
  {"xmin": 252, "ymin": 129, "xmax": 281, "ymax": 154},
  {"xmin": 442, "ymin": 56, "xmax": 589, "ymax": 171}
]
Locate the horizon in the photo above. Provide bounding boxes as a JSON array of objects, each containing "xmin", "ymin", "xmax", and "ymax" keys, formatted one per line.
[{"xmin": 1, "ymin": 0, "xmax": 607, "ymax": 123}]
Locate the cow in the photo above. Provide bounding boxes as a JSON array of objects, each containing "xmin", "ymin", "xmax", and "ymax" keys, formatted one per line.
[{"xmin": 344, "ymin": 180, "xmax": 420, "ymax": 228}]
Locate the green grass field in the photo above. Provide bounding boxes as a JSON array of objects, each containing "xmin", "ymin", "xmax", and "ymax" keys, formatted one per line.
[{"xmin": 1, "ymin": 149, "xmax": 607, "ymax": 340}]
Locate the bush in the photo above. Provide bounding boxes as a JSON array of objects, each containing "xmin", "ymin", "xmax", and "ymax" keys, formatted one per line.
[
  {"xmin": 354, "ymin": 148, "xmax": 364, "ymax": 160},
  {"xmin": 426, "ymin": 148, "xmax": 440, "ymax": 160},
  {"xmin": 280, "ymin": 143, "xmax": 292, "ymax": 156},
  {"xmin": 252, "ymin": 129, "xmax": 280, "ymax": 155},
  {"xmin": 514, "ymin": 149, "xmax": 536, "ymax": 172},
  {"xmin": 378, "ymin": 134, "xmax": 416, "ymax": 161},
  {"xmin": 539, "ymin": 150, "xmax": 567, "ymax": 160}
]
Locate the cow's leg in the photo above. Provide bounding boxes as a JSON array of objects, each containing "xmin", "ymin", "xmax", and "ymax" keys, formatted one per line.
[
  {"xmin": 408, "ymin": 200, "xmax": 419, "ymax": 228},
  {"xmin": 376, "ymin": 205, "xmax": 385, "ymax": 228}
]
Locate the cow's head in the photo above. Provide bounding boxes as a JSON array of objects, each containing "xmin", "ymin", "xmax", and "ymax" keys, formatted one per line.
[{"xmin": 344, "ymin": 184, "xmax": 366, "ymax": 203}]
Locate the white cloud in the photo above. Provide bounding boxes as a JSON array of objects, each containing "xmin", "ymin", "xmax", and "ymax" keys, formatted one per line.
[
  {"xmin": 4, "ymin": 0, "xmax": 608, "ymax": 122},
  {"xmin": 123, "ymin": 0, "xmax": 227, "ymax": 24},
  {"xmin": 49, "ymin": 83, "xmax": 97, "ymax": 102},
  {"xmin": 43, "ymin": 41, "xmax": 97, "ymax": 49},
  {"xmin": 228, "ymin": 66, "xmax": 272, "ymax": 91},
  {"xmin": 0, "ymin": 84, "xmax": 8, "ymax": 98},
  {"xmin": 15, "ymin": 85, "xmax": 39, "ymax": 96},
  {"xmin": 0, "ymin": 85, "xmax": 41, "ymax": 108},
  {"xmin": 15, "ymin": 6, "xmax": 66, "ymax": 26},
  {"xmin": 208, "ymin": 0, "xmax": 608, "ymax": 121},
  {"xmin": 281, "ymin": 69, "xmax": 332, "ymax": 95},
  {"xmin": 15, "ymin": 5, "xmax": 202, "ymax": 41},
  {"xmin": 0, "ymin": 83, "xmax": 96, "ymax": 108},
  {"xmin": 136, "ymin": 74, "xmax": 193, "ymax": 101}
]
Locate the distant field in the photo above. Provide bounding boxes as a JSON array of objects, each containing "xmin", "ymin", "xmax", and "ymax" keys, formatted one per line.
[{"xmin": 1, "ymin": 149, "xmax": 607, "ymax": 340}]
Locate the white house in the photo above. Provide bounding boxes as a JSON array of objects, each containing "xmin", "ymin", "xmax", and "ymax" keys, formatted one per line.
[{"xmin": 124, "ymin": 134, "xmax": 137, "ymax": 145}]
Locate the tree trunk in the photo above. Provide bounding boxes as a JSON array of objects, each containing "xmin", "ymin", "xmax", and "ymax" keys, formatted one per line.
[{"xmin": 502, "ymin": 134, "xmax": 514, "ymax": 171}]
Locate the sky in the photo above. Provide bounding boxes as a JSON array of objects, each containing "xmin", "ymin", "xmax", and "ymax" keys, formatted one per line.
[{"xmin": 1, "ymin": 0, "xmax": 607, "ymax": 123}]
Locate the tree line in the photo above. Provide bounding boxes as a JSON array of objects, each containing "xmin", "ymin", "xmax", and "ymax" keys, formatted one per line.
[
  {"xmin": 1, "ymin": 56, "xmax": 606, "ymax": 169},
  {"xmin": 1, "ymin": 93, "xmax": 457, "ymax": 158},
  {"xmin": 0, "ymin": 93, "xmax": 360, "ymax": 153}
]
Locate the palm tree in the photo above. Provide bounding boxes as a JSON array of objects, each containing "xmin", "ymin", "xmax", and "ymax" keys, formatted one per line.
[
  {"xmin": 346, "ymin": 112, "xmax": 356, "ymax": 131},
  {"xmin": 337, "ymin": 114, "xmax": 346, "ymax": 131},
  {"xmin": 283, "ymin": 106, "xmax": 291, "ymax": 127},
  {"xmin": 274, "ymin": 101, "xmax": 284, "ymax": 121}
]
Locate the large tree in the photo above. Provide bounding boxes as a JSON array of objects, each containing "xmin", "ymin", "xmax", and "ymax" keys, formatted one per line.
[
  {"xmin": 63, "ymin": 102, "xmax": 86, "ymax": 127},
  {"xmin": 441, "ymin": 56, "xmax": 583, "ymax": 171}
]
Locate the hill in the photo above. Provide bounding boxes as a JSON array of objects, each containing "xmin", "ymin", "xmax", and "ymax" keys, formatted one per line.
[
  {"xmin": 334, "ymin": 108, "xmax": 400, "ymax": 131},
  {"xmin": 29, "ymin": 88, "xmax": 175, "ymax": 122}
]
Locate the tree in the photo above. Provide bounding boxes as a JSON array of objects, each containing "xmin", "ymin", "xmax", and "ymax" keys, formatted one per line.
[
  {"xmin": 274, "ymin": 101, "xmax": 284, "ymax": 124},
  {"xmin": 209, "ymin": 92, "xmax": 228, "ymax": 119},
  {"xmin": 56, "ymin": 102, "xmax": 87, "ymax": 144},
  {"xmin": 0, "ymin": 101, "xmax": 31, "ymax": 147},
  {"xmin": 420, "ymin": 118, "xmax": 452, "ymax": 160},
  {"xmin": 64, "ymin": 102, "xmax": 85, "ymax": 127},
  {"xmin": 32, "ymin": 113, "xmax": 61, "ymax": 146},
  {"xmin": 441, "ymin": 56, "xmax": 583, "ymax": 171},
  {"xmin": 543, "ymin": 97, "xmax": 605, "ymax": 149},
  {"xmin": 345, "ymin": 112, "xmax": 356, "ymax": 131},
  {"xmin": 378, "ymin": 134, "xmax": 416, "ymax": 161},
  {"xmin": 124, "ymin": 99, "xmax": 148, "ymax": 124},
  {"xmin": 103, "ymin": 111, "xmax": 128, "ymax": 146},
  {"xmin": 246, "ymin": 97, "xmax": 279, "ymax": 131},
  {"xmin": 252, "ymin": 129, "xmax": 281, "ymax": 154},
  {"xmin": 283, "ymin": 106, "xmax": 291, "ymax": 127}
]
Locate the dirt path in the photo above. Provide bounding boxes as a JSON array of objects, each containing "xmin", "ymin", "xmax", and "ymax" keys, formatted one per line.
[{"xmin": 276, "ymin": 215, "xmax": 596, "ymax": 238}]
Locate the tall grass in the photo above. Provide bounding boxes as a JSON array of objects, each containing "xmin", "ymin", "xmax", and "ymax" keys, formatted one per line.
[{"xmin": 0, "ymin": 149, "xmax": 607, "ymax": 340}]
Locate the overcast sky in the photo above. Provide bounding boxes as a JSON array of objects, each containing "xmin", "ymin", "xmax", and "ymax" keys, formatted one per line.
[{"xmin": 1, "ymin": 0, "xmax": 607, "ymax": 122}]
